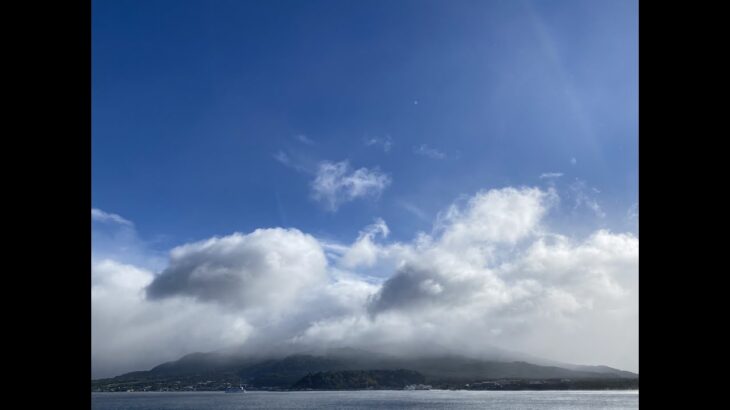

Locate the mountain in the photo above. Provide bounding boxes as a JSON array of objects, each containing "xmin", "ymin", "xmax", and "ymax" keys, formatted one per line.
[
  {"xmin": 91, "ymin": 347, "xmax": 638, "ymax": 392},
  {"xmin": 292, "ymin": 369, "xmax": 426, "ymax": 390}
]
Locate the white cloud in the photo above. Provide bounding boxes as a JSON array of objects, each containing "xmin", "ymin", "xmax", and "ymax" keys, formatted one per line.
[
  {"xmin": 539, "ymin": 172, "xmax": 564, "ymax": 179},
  {"xmin": 497, "ymin": 230, "xmax": 637, "ymax": 301},
  {"xmin": 585, "ymin": 200, "xmax": 606, "ymax": 218},
  {"xmin": 273, "ymin": 151, "xmax": 290, "ymax": 166},
  {"xmin": 366, "ymin": 187, "xmax": 554, "ymax": 315},
  {"xmin": 364, "ymin": 136, "xmax": 393, "ymax": 152},
  {"xmin": 570, "ymin": 179, "xmax": 606, "ymax": 219},
  {"xmin": 91, "ymin": 209, "xmax": 165, "ymax": 271},
  {"xmin": 311, "ymin": 161, "xmax": 391, "ymax": 211},
  {"xmin": 295, "ymin": 134, "xmax": 315, "ymax": 145},
  {"xmin": 92, "ymin": 208, "xmax": 133, "ymax": 226},
  {"xmin": 413, "ymin": 144, "xmax": 446, "ymax": 159},
  {"xmin": 93, "ymin": 186, "xmax": 638, "ymax": 376},
  {"xmin": 92, "ymin": 259, "xmax": 255, "ymax": 378},
  {"xmin": 397, "ymin": 200, "xmax": 430, "ymax": 221},
  {"xmin": 328, "ymin": 187, "xmax": 634, "ymax": 369},
  {"xmin": 436, "ymin": 187, "xmax": 554, "ymax": 252},
  {"xmin": 273, "ymin": 150, "xmax": 314, "ymax": 174},
  {"xmin": 147, "ymin": 228, "xmax": 328, "ymax": 311},
  {"xmin": 339, "ymin": 218, "xmax": 390, "ymax": 269},
  {"xmin": 627, "ymin": 202, "xmax": 638, "ymax": 220}
]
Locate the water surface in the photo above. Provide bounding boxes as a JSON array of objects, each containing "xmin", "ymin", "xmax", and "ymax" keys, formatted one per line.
[{"xmin": 92, "ymin": 390, "xmax": 639, "ymax": 409}]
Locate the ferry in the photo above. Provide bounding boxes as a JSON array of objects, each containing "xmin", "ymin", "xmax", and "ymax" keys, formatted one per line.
[
  {"xmin": 224, "ymin": 384, "xmax": 247, "ymax": 393},
  {"xmin": 404, "ymin": 384, "xmax": 432, "ymax": 390}
]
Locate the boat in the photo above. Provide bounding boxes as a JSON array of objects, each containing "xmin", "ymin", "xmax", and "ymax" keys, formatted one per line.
[
  {"xmin": 404, "ymin": 384, "xmax": 432, "ymax": 390},
  {"xmin": 224, "ymin": 384, "xmax": 247, "ymax": 393}
]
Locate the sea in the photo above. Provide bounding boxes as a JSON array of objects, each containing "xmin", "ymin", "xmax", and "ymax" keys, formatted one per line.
[{"xmin": 92, "ymin": 390, "xmax": 639, "ymax": 409}]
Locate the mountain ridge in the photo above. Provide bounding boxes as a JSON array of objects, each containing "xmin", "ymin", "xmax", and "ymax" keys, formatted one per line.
[{"xmin": 91, "ymin": 347, "xmax": 637, "ymax": 391}]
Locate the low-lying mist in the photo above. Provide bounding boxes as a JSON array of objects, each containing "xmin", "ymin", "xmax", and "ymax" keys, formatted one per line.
[{"xmin": 92, "ymin": 186, "xmax": 637, "ymax": 379}]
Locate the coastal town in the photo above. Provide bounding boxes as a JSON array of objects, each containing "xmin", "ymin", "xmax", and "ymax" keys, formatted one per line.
[{"xmin": 92, "ymin": 377, "xmax": 637, "ymax": 392}]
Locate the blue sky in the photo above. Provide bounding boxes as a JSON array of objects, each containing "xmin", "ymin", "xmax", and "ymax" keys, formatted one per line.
[
  {"xmin": 92, "ymin": 0, "xmax": 637, "ymax": 250},
  {"xmin": 92, "ymin": 1, "xmax": 638, "ymax": 377}
]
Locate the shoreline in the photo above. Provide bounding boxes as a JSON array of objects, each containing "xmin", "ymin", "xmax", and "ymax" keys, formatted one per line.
[{"xmin": 92, "ymin": 389, "xmax": 640, "ymax": 393}]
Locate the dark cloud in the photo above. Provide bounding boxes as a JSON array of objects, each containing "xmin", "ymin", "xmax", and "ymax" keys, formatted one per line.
[
  {"xmin": 368, "ymin": 265, "xmax": 471, "ymax": 315},
  {"xmin": 146, "ymin": 228, "xmax": 327, "ymax": 310}
]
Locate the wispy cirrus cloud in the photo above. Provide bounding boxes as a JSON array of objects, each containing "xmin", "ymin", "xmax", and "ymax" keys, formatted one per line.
[
  {"xmin": 311, "ymin": 161, "xmax": 391, "ymax": 211},
  {"xmin": 413, "ymin": 144, "xmax": 447, "ymax": 160},
  {"xmin": 273, "ymin": 150, "xmax": 313, "ymax": 174},
  {"xmin": 397, "ymin": 200, "xmax": 430, "ymax": 222},
  {"xmin": 273, "ymin": 150, "xmax": 291, "ymax": 166},
  {"xmin": 274, "ymin": 150, "xmax": 393, "ymax": 212},
  {"xmin": 91, "ymin": 208, "xmax": 165, "ymax": 276},
  {"xmin": 295, "ymin": 134, "xmax": 315, "ymax": 145},
  {"xmin": 570, "ymin": 179, "xmax": 606, "ymax": 219},
  {"xmin": 627, "ymin": 202, "xmax": 638, "ymax": 220},
  {"xmin": 92, "ymin": 208, "xmax": 133, "ymax": 226},
  {"xmin": 364, "ymin": 136, "xmax": 393, "ymax": 153},
  {"xmin": 539, "ymin": 172, "xmax": 564, "ymax": 179}
]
